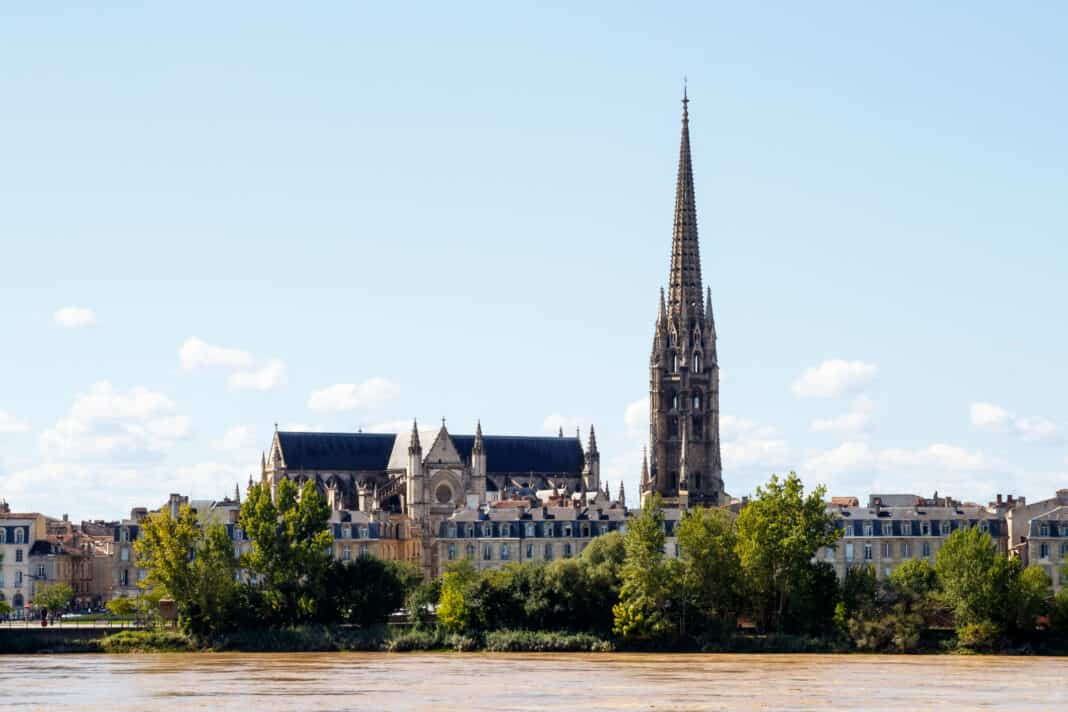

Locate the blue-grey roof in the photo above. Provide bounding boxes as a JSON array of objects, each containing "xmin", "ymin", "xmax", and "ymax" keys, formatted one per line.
[
  {"xmin": 278, "ymin": 432, "xmax": 397, "ymax": 471},
  {"xmin": 453, "ymin": 435, "xmax": 585, "ymax": 475}
]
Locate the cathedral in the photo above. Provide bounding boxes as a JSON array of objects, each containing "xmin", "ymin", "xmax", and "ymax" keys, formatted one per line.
[{"xmin": 259, "ymin": 92, "xmax": 722, "ymax": 576}]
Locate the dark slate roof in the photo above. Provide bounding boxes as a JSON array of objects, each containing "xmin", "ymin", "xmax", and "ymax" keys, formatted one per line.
[
  {"xmin": 278, "ymin": 432, "xmax": 396, "ymax": 471},
  {"xmin": 452, "ymin": 435, "xmax": 585, "ymax": 475}
]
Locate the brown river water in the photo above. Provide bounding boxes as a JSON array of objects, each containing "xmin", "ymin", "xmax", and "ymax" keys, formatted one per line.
[{"xmin": 1, "ymin": 652, "xmax": 1066, "ymax": 711}]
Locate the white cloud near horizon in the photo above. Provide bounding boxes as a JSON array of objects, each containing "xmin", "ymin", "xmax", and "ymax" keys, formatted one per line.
[
  {"xmin": 0, "ymin": 411, "xmax": 31, "ymax": 434},
  {"xmin": 623, "ymin": 397, "xmax": 648, "ymax": 440},
  {"xmin": 803, "ymin": 441, "xmax": 989, "ymax": 477},
  {"xmin": 227, "ymin": 359, "xmax": 287, "ymax": 392},
  {"xmin": 792, "ymin": 359, "xmax": 877, "ymax": 399},
  {"xmin": 39, "ymin": 381, "xmax": 191, "ymax": 462},
  {"xmin": 307, "ymin": 378, "xmax": 399, "ymax": 412},
  {"xmin": 720, "ymin": 415, "xmax": 790, "ymax": 470},
  {"xmin": 971, "ymin": 401, "xmax": 1062, "ymax": 445},
  {"xmin": 811, "ymin": 395, "xmax": 874, "ymax": 435},
  {"xmin": 54, "ymin": 306, "xmax": 96, "ymax": 328},
  {"xmin": 212, "ymin": 425, "xmax": 256, "ymax": 452}
]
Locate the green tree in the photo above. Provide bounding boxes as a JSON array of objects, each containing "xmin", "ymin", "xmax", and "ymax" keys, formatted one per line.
[
  {"xmin": 240, "ymin": 479, "xmax": 333, "ymax": 625},
  {"xmin": 106, "ymin": 596, "xmax": 136, "ymax": 619},
  {"xmin": 613, "ymin": 495, "xmax": 675, "ymax": 639},
  {"xmin": 32, "ymin": 582, "xmax": 73, "ymax": 617},
  {"xmin": 935, "ymin": 526, "xmax": 1012, "ymax": 628},
  {"xmin": 321, "ymin": 556, "xmax": 409, "ymax": 627},
  {"xmin": 840, "ymin": 565, "xmax": 879, "ymax": 617},
  {"xmin": 135, "ymin": 505, "xmax": 239, "ymax": 636},
  {"xmin": 1011, "ymin": 564, "xmax": 1052, "ymax": 636},
  {"xmin": 437, "ymin": 558, "xmax": 478, "ymax": 634},
  {"xmin": 675, "ymin": 507, "xmax": 740, "ymax": 635},
  {"xmin": 734, "ymin": 472, "xmax": 839, "ymax": 631}
]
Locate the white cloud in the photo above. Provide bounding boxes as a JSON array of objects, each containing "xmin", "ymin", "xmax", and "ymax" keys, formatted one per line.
[
  {"xmin": 720, "ymin": 415, "xmax": 789, "ymax": 469},
  {"xmin": 623, "ymin": 397, "xmax": 649, "ymax": 439},
  {"xmin": 39, "ymin": 381, "xmax": 191, "ymax": 462},
  {"xmin": 0, "ymin": 411, "xmax": 30, "ymax": 434},
  {"xmin": 971, "ymin": 402, "xmax": 1062, "ymax": 445},
  {"xmin": 542, "ymin": 414, "xmax": 586, "ymax": 436},
  {"xmin": 174, "ymin": 462, "xmax": 248, "ymax": 496},
  {"xmin": 803, "ymin": 441, "xmax": 989, "ymax": 477},
  {"xmin": 791, "ymin": 359, "xmax": 877, "ymax": 399},
  {"xmin": 179, "ymin": 337, "xmax": 254, "ymax": 370},
  {"xmin": 228, "ymin": 359, "xmax": 287, "ymax": 392},
  {"xmin": 307, "ymin": 378, "xmax": 399, "ymax": 412},
  {"xmin": 811, "ymin": 396, "xmax": 874, "ymax": 435},
  {"xmin": 54, "ymin": 306, "xmax": 96, "ymax": 328},
  {"xmin": 213, "ymin": 425, "xmax": 256, "ymax": 452}
]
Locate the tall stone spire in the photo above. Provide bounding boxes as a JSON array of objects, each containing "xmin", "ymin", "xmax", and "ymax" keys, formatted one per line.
[
  {"xmin": 409, "ymin": 419, "xmax": 421, "ymax": 454},
  {"xmin": 668, "ymin": 86, "xmax": 702, "ymax": 316},
  {"xmin": 644, "ymin": 89, "xmax": 724, "ymax": 509}
]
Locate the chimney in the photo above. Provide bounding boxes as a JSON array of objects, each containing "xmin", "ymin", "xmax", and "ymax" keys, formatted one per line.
[
  {"xmin": 1007, "ymin": 494, "xmax": 1014, "ymax": 505},
  {"xmin": 997, "ymin": 494, "xmax": 1003, "ymax": 505}
]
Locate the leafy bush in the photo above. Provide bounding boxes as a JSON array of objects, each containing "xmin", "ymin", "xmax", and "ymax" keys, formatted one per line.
[
  {"xmin": 387, "ymin": 629, "xmax": 445, "ymax": 652},
  {"xmin": 100, "ymin": 630, "xmax": 194, "ymax": 653},
  {"xmin": 847, "ymin": 607, "xmax": 923, "ymax": 653},
  {"xmin": 956, "ymin": 621, "xmax": 1002, "ymax": 652},
  {"xmin": 482, "ymin": 630, "xmax": 614, "ymax": 652}
]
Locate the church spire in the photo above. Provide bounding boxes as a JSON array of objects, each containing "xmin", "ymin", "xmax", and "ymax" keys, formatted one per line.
[
  {"xmin": 668, "ymin": 86, "xmax": 702, "ymax": 317},
  {"xmin": 409, "ymin": 419, "xmax": 422, "ymax": 454}
]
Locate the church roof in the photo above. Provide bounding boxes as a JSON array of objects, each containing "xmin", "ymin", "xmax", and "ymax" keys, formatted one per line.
[
  {"xmin": 279, "ymin": 430, "xmax": 584, "ymax": 475},
  {"xmin": 276, "ymin": 432, "xmax": 397, "ymax": 471},
  {"xmin": 452, "ymin": 434, "xmax": 584, "ymax": 475}
]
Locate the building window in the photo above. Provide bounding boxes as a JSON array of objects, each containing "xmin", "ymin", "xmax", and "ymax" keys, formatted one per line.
[
  {"xmin": 1040, "ymin": 543, "xmax": 1050, "ymax": 560},
  {"xmin": 342, "ymin": 526, "xmax": 351, "ymax": 539},
  {"xmin": 671, "ymin": 392, "xmax": 679, "ymax": 410},
  {"xmin": 342, "ymin": 545, "xmax": 351, "ymax": 561},
  {"xmin": 544, "ymin": 543, "xmax": 553, "ymax": 560},
  {"xmin": 902, "ymin": 542, "xmax": 911, "ymax": 558},
  {"xmin": 16, "ymin": 571, "xmax": 23, "ymax": 586},
  {"xmin": 359, "ymin": 527, "xmax": 369, "ymax": 539},
  {"xmin": 693, "ymin": 351, "xmax": 702, "ymax": 373},
  {"xmin": 36, "ymin": 565, "xmax": 45, "ymax": 579},
  {"xmin": 581, "ymin": 525, "xmax": 590, "ymax": 538},
  {"xmin": 447, "ymin": 544, "xmax": 456, "ymax": 561},
  {"xmin": 563, "ymin": 525, "xmax": 572, "ymax": 538},
  {"xmin": 466, "ymin": 525, "xmax": 474, "ymax": 538},
  {"xmin": 483, "ymin": 545, "xmax": 492, "ymax": 561},
  {"xmin": 1039, "ymin": 524, "xmax": 1050, "ymax": 537},
  {"xmin": 922, "ymin": 542, "xmax": 931, "ymax": 558},
  {"xmin": 979, "ymin": 521, "xmax": 988, "ymax": 533},
  {"xmin": 1061, "ymin": 543, "xmax": 1068, "ymax": 558},
  {"xmin": 0, "ymin": 529, "xmax": 5, "ymax": 544},
  {"xmin": 120, "ymin": 548, "xmax": 130, "ymax": 561},
  {"xmin": 671, "ymin": 352, "xmax": 679, "ymax": 374},
  {"xmin": 15, "ymin": 528, "xmax": 25, "ymax": 545},
  {"xmin": 921, "ymin": 522, "xmax": 930, "ymax": 536},
  {"xmin": 844, "ymin": 525, "xmax": 854, "ymax": 537},
  {"xmin": 824, "ymin": 547, "xmax": 834, "ymax": 561},
  {"xmin": 465, "ymin": 544, "xmax": 475, "ymax": 559},
  {"xmin": 359, "ymin": 544, "xmax": 369, "ymax": 556},
  {"xmin": 864, "ymin": 544, "xmax": 872, "ymax": 561},
  {"xmin": 447, "ymin": 525, "xmax": 456, "ymax": 538},
  {"xmin": 120, "ymin": 529, "xmax": 128, "ymax": 543},
  {"xmin": 864, "ymin": 524, "xmax": 873, "ymax": 537},
  {"xmin": 525, "ymin": 543, "xmax": 533, "ymax": 559},
  {"xmin": 526, "ymin": 523, "xmax": 535, "ymax": 537},
  {"xmin": 564, "ymin": 543, "xmax": 572, "ymax": 558},
  {"xmin": 15, "ymin": 549, "xmax": 23, "ymax": 563},
  {"xmin": 882, "ymin": 543, "xmax": 892, "ymax": 558},
  {"xmin": 501, "ymin": 544, "xmax": 510, "ymax": 561},
  {"xmin": 845, "ymin": 543, "xmax": 854, "ymax": 562},
  {"xmin": 941, "ymin": 522, "xmax": 951, "ymax": 536},
  {"xmin": 693, "ymin": 392, "xmax": 702, "ymax": 410},
  {"xmin": 119, "ymin": 569, "xmax": 129, "ymax": 587}
]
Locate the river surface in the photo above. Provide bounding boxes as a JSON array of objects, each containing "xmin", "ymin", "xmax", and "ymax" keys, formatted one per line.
[{"xmin": 1, "ymin": 652, "xmax": 1066, "ymax": 711}]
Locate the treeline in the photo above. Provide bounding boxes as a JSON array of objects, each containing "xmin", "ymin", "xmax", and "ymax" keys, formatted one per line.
[
  {"xmin": 135, "ymin": 478, "xmax": 418, "ymax": 639},
  {"xmin": 135, "ymin": 473, "xmax": 1068, "ymax": 653}
]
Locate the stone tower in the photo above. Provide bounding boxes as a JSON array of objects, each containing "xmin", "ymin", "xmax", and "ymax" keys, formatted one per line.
[{"xmin": 641, "ymin": 90, "xmax": 723, "ymax": 508}]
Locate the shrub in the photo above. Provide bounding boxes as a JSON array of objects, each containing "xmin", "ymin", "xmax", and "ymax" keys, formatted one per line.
[
  {"xmin": 482, "ymin": 630, "xmax": 614, "ymax": 653},
  {"xmin": 100, "ymin": 630, "xmax": 194, "ymax": 653},
  {"xmin": 956, "ymin": 621, "xmax": 1002, "ymax": 652},
  {"xmin": 387, "ymin": 629, "xmax": 444, "ymax": 652}
]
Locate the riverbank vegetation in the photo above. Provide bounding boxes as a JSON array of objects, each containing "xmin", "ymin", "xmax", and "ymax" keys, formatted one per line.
[{"xmin": 118, "ymin": 473, "xmax": 1068, "ymax": 655}]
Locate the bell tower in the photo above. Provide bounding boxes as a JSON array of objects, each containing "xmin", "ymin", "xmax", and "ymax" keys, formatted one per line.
[{"xmin": 641, "ymin": 89, "xmax": 723, "ymax": 508}]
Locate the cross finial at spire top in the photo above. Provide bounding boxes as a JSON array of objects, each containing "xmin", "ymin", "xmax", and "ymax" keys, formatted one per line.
[{"xmin": 682, "ymin": 77, "xmax": 689, "ymax": 115}]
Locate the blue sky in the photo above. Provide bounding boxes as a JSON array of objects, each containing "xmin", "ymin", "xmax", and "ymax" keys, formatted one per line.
[{"xmin": 1, "ymin": 2, "xmax": 1065, "ymax": 520}]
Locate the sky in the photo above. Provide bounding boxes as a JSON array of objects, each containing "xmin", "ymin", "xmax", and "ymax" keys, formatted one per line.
[{"xmin": 0, "ymin": 2, "xmax": 1066, "ymax": 521}]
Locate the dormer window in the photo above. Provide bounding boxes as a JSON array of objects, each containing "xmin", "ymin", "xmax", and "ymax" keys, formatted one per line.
[{"xmin": 16, "ymin": 528, "xmax": 26, "ymax": 544}]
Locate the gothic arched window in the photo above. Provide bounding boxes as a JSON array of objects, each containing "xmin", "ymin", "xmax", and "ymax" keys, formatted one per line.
[
  {"xmin": 693, "ymin": 351, "xmax": 702, "ymax": 373},
  {"xmin": 670, "ymin": 392, "xmax": 679, "ymax": 410},
  {"xmin": 692, "ymin": 391, "xmax": 702, "ymax": 410},
  {"xmin": 671, "ymin": 351, "xmax": 679, "ymax": 374}
]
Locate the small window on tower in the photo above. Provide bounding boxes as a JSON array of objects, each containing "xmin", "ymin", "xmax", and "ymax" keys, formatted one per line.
[
  {"xmin": 693, "ymin": 351, "xmax": 702, "ymax": 373},
  {"xmin": 671, "ymin": 392, "xmax": 679, "ymax": 410},
  {"xmin": 693, "ymin": 392, "xmax": 702, "ymax": 410},
  {"xmin": 671, "ymin": 352, "xmax": 679, "ymax": 374}
]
